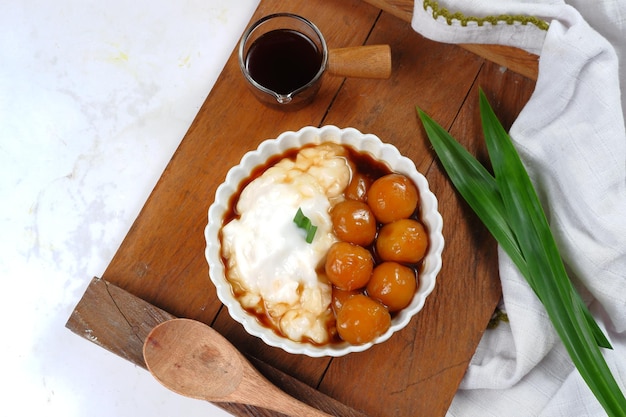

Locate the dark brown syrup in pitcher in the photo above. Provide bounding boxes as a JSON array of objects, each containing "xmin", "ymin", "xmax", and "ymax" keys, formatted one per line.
[{"xmin": 245, "ymin": 29, "xmax": 323, "ymax": 94}]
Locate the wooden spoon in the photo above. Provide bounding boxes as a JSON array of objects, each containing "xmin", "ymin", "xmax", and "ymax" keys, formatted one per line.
[{"xmin": 143, "ymin": 318, "xmax": 332, "ymax": 417}]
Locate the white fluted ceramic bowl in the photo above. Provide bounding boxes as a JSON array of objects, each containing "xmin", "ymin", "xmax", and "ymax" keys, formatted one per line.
[{"xmin": 205, "ymin": 125, "xmax": 444, "ymax": 357}]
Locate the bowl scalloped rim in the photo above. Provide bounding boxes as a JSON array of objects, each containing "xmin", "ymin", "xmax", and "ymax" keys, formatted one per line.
[{"xmin": 205, "ymin": 125, "xmax": 444, "ymax": 357}]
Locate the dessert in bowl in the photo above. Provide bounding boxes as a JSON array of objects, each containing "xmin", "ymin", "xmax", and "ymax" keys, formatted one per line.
[{"xmin": 205, "ymin": 125, "xmax": 443, "ymax": 357}]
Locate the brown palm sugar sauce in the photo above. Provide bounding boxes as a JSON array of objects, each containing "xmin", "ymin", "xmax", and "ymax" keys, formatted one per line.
[
  {"xmin": 245, "ymin": 29, "xmax": 323, "ymax": 94},
  {"xmin": 220, "ymin": 143, "xmax": 430, "ymax": 346}
]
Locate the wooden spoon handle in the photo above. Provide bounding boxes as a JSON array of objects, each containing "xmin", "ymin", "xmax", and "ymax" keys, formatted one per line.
[
  {"xmin": 241, "ymin": 382, "xmax": 334, "ymax": 416},
  {"xmin": 327, "ymin": 44, "xmax": 392, "ymax": 79},
  {"xmin": 229, "ymin": 353, "xmax": 333, "ymax": 417}
]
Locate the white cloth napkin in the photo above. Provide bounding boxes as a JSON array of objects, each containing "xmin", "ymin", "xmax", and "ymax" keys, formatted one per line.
[{"xmin": 411, "ymin": 1, "xmax": 626, "ymax": 415}]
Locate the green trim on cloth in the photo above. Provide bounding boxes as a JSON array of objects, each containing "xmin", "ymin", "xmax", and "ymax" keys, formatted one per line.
[{"xmin": 422, "ymin": 0, "xmax": 550, "ymax": 30}]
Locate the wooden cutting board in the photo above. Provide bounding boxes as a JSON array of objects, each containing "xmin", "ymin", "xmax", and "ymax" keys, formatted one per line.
[{"xmin": 67, "ymin": 1, "xmax": 537, "ymax": 416}]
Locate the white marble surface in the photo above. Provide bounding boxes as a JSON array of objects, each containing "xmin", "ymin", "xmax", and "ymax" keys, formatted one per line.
[{"xmin": 1, "ymin": 1, "xmax": 259, "ymax": 415}]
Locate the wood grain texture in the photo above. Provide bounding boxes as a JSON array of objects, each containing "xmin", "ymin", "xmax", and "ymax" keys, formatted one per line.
[
  {"xmin": 66, "ymin": 277, "xmax": 175, "ymax": 366},
  {"xmin": 67, "ymin": 278, "xmax": 369, "ymax": 417},
  {"xmin": 362, "ymin": 0, "xmax": 540, "ymax": 80},
  {"xmin": 66, "ymin": 0, "xmax": 537, "ymax": 416}
]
